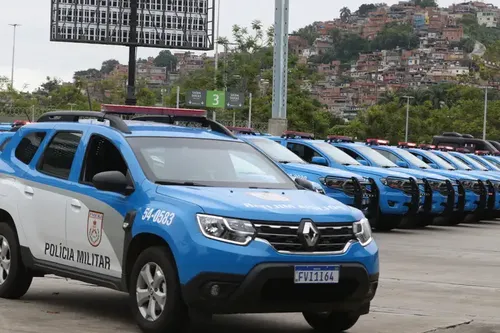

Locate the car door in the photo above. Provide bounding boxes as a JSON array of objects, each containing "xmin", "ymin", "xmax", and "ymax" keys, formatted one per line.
[
  {"xmin": 17, "ymin": 129, "xmax": 83, "ymax": 265},
  {"xmin": 64, "ymin": 133, "xmax": 136, "ymax": 279}
]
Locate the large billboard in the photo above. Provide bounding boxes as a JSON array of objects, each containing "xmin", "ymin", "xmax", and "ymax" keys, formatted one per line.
[{"xmin": 50, "ymin": 0, "xmax": 215, "ymax": 50}]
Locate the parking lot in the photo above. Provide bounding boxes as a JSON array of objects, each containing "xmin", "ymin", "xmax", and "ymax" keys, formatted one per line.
[{"xmin": 0, "ymin": 220, "xmax": 499, "ymax": 333}]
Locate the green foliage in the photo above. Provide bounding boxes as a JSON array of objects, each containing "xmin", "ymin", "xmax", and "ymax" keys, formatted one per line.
[
  {"xmin": 153, "ymin": 50, "xmax": 178, "ymax": 69},
  {"xmin": 100, "ymin": 59, "xmax": 120, "ymax": 75},
  {"xmin": 344, "ymin": 84, "xmax": 500, "ymax": 142},
  {"xmin": 292, "ymin": 24, "xmax": 319, "ymax": 46},
  {"xmin": 356, "ymin": 4, "xmax": 378, "ymax": 17},
  {"xmin": 414, "ymin": 0, "xmax": 438, "ymax": 8},
  {"xmin": 460, "ymin": 15, "xmax": 500, "ymax": 47}
]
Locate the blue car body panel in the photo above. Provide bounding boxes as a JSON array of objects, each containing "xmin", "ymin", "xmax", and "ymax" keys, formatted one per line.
[
  {"xmin": 334, "ymin": 142, "xmax": 450, "ymax": 215},
  {"xmin": 371, "ymin": 145, "xmax": 481, "ymax": 213},
  {"xmin": 268, "ymin": 137, "xmax": 419, "ymax": 217}
]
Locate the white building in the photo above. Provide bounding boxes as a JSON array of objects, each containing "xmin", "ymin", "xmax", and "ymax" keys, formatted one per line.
[{"xmin": 477, "ymin": 11, "xmax": 498, "ymax": 28}]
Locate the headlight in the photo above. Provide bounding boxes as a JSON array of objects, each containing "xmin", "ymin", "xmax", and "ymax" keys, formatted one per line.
[
  {"xmin": 353, "ymin": 218, "xmax": 372, "ymax": 247},
  {"xmin": 427, "ymin": 179, "xmax": 448, "ymax": 194},
  {"xmin": 197, "ymin": 214, "xmax": 256, "ymax": 246},
  {"xmin": 320, "ymin": 177, "xmax": 357, "ymax": 194},
  {"xmin": 380, "ymin": 177, "xmax": 412, "ymax": 192},
  {"xmin": 460, "ymin": 180, "xmax": 482, "ymax": 194}
]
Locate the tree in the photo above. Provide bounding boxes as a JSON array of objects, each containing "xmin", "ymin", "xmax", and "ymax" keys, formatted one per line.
[
  {"xmin": 340, "ymin": 7, "xmax": 352, "ymax": 23},
  {"xmin": 153, "ymin": 50, "xmax": 178, "ymax": 70},
  {"xmin": 414, "ymin": 0, "xmax": 438, "ymax": 8},
  {"xmin": 356, "ymin": 4, "xmax": 377, "ymax": 17},
  {"xmin": 292, "ymin": 24, "xmax": 319, "ymax": 46},
  {"xmin": 100, "ymin": 59, "xmax": 120, "ymax": 75}
]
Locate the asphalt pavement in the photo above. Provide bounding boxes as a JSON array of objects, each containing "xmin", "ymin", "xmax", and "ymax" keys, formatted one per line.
[{"xmin": 1, "ymin": 220, "xmax": 500, "ymax": 333}]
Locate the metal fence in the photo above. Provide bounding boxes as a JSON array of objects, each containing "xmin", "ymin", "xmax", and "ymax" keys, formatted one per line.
[{"xmin": 0, "ymin": 106, "xmax": 270, "ymax": 133}]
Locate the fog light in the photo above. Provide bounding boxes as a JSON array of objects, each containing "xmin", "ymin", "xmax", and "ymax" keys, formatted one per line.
[{"xmin": 210, "ymin": 284, "xmax": 220, "ymax": 297}]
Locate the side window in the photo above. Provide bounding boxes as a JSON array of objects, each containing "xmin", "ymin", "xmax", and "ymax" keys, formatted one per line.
[
  {"xmin": 376, "ymin": 150, "xmax": 402, "ymax": 164},
  {"xmin": 454, "ymin": 155, "xmax": 473, "ymax": 168},
  {"xmin": 37, "ymin": 131, "xmax": 83, "ymax": 180},
  {"xmin": 0, "ymin": 138, "xmax": 11, "ymax": 151},
  {"xmin": 15, "ymin": 132, "xmax": 46, "ymax": 165},
  {"xmin": 410, "ymin": 152, "xmax": 433, "ymax": 164},
  {"xmin": 286, "ymin": 143, "xmax": 321, "ymax": 163},
  {"xmin": 338, "ymin": 147, "xmax": 366, "ymax": 163},
  {"xmin": 80, "ymin": 135, "xmax": 130, "ymax": 186}
]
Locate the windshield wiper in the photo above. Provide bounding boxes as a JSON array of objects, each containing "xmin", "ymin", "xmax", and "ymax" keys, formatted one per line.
[
  {"xmin": 278, "ymin": 161, "xmax": 291, "ymax": 164},
  {"xmin": 156, "ymin": 181, "xmax": 208, "ymax": 187}
]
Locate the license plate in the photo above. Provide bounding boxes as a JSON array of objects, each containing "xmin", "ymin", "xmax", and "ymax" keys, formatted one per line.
[{"xmin": 294, "ymin": 265, "xmax": 339, "ymax": 284}]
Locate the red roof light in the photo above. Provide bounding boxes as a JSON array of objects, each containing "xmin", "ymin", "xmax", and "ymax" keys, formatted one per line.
[
  {"xmin": 101, "ymin": 104, "xmax": 207, "ymax": 117},
  {"xmin": 437, "ymin": 145, "xmax": 455, "ymax": 151},
  {"xmin": 366, "ymin": 138, "xmax": 389, "ymax": 145},
  {"xmin": 418, "ymin": 144, "xmax": 436, "ymax": 150},
  {"xmin": 398, "ymin": 142, "xmax": 417, "ymax": 147},
  {"xmin": 282, "ymin": 131, "xmax": 314, "ymax": 139},
  {"xmin": 475, "ymin": 150, "xmax": 491, "ymax": 156}
]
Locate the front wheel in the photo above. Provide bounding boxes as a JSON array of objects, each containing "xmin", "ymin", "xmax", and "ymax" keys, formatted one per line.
[
  {"xmin": 129, "ymin": 246, "xmax": 189, "ymax": 333},
  {"xmin": 0, "ymin": 222, "xmax": 33, "ymax": 299},
  {"xmin": 303, "ymin": 311, "xmax": 360, "ymax": 332}
]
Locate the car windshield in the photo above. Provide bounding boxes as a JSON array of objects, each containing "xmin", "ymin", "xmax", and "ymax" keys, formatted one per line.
[
  {"xmin": 472, "ymin": 156, "xmax": 500, "ymax": 171},
  {"xmin": 352, "ymin": 145, "xmax": 397, "ymax": 168},
  {"xmin": 437, "ymin": 152, "xmax": 473, "ymax": 170},
  {"xmin": 454, "ymin": 154, "xmax": 488, "ymax": 171},
  {"xmin": 246, "ymin": 137, "xmax": 305, "ymax": 164},
  {"xmin": 421, "ymin": 151, "xmax": 457, "ymax": 170},
  {"xmin": 392, "ymin": 148, "xmax": 431, "ymax": 169},
  {"xmin": 485, "ymin": 156, "xmax": 500, "ymax": 169},
  {"xmin": 311, "ymin": 141, "xmax": 361, "ymax": 166},
  {"xmin": 128, "ymin": 137, "xmax": 298, "ymax": 189}
]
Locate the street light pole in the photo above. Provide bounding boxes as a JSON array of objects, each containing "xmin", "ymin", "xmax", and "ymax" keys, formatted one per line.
[
  {"xmin": 482, "ymin": 86, "xmax": 490, "ymax": 140},
  {"xmin": 402, "ymin": 96, "xmax": 414, "ymax": 142},
  {"xmin": 213, "ymin": 0, "xmax": 221, "ymax": 86},
  {"xmin": 9, "ymin": 24, "xmax": 21, "ymax": 89}
]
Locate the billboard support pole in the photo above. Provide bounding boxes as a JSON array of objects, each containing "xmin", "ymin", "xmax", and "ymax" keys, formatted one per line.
[{"xmin": 125, "ymin": 0, "xmax": 138, "ymax": 105}]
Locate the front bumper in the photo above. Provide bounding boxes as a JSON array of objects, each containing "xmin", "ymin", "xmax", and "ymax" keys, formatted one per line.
[{"xmin": 182, "ymin": 263, "xmax": 379, "ymax": 315}]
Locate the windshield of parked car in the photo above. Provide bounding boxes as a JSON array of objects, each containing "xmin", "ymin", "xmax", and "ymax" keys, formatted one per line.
[
  {"xmin": 391, "ymin": 148, "xmax": 431, "ymax": 169},
  {"xmin": 352, "ymin": 145, "xmax": 397, "ymax": 168},
  {"xmin": 128, "ymin": 137, "xmax": 298, "ymax": 189},
  {"xmin": 419, "ymin": 151, "xmax": 457, "ymax": 170},
  {"xmin": 454, "ymin": 154, "xmax": 488, "ymax": 171},
  {"xmin": 245, "ymin": 137, "xmax": 306, "ymax": 164},
  {"xmin": 484, "ymin": 156, "xmax": 500, "ymax": 169},
  {"xmin": 311, "ymin": 142, "xmax": 361, "ymax": 166},
  {"xmin": 437, "ymin": 152, "xmax": 474, "ymax": 170},
  {"xmin": 472, "ymin": 156, "xmax": 500, "ymax": 171}
]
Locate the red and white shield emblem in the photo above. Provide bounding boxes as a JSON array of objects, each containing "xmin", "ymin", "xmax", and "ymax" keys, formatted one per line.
[{"xmin": 87, "ymin": 211, "xmax": 104, "ymax": 247}]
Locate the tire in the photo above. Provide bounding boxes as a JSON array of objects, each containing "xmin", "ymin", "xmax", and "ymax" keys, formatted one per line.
[
  {"xmin": 373, "ymin": 215, "xmax": 402, "ymax": 231},
  {"xmin": 129, "ymin": 246, "xmax": 189, "ymax": 333},
  {"xmin": 303, "ymin": 311, "xmax": 360, "ymax": 332},
  {"xmin": 0, "ymin": 222, "xmax": 33, "ymax": 299}
]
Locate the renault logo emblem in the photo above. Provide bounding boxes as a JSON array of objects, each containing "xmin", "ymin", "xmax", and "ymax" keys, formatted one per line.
[{"xmin": 298, "ymin": 220, "xmax": 320, "ymax": 248}]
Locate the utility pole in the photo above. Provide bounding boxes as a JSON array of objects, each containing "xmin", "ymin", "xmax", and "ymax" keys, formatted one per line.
[
  {"xmin": 213, "ymin": 0, "xmax": 221, "ymax": 86},
  {"xmin": 9, "ymin": 24, "xmax": 21, "ymax": 89},
  {"xmin": 482, "ymin": 86, "xmax": 491, "ymax": 140},
  {"xmin": 402, "ymin": 96, "xmax": 414, "ymax": 142}
]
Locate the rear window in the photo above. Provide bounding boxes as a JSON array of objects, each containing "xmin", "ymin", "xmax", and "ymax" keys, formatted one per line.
[{"xmin": 15, "ymin": 132, "xmax": 46, "ymax": 165}]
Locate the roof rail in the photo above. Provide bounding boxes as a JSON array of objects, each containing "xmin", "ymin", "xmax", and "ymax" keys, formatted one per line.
[{"xmin": 37, "ymin": 111, "xmax": 132, "ymax": 134}]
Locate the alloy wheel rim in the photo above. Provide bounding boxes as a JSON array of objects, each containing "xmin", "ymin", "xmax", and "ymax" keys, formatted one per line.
[
  {"xmin": 0, "ymin": 236, "xmax": 11, "ymax": 286},
  {"xmin": 136, "ymin": 262, "xmax": 167, "ymax": 322}
]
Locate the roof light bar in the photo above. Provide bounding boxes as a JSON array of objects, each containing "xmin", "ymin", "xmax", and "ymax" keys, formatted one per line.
[
  {"xmin": 101, "ymin": 104, "xmax": 207, "ymax": 117},
  {"xmin": 455, "ymin": 147, "xmax": 471, "ymax": 153},
  {"xmin": 397, "ymin": 142, "xmax": 417, "ymax": 148},
  {"xmin": 366, "ymin": 138, "xmax": 389, "ymax": 146},
  {"xmin": 326, "ymin": 135, "xmax": 354, "ymax": 143},
  {"xmin": 282, "ymin": 131, "xmax": 315, "ymax": 139},
  {"xmin": 418, "ymin": 144, "xmax": 436, "ymax": 150},
  {"xmin": 475, "ymin": 150, "xmax": 491, "ymax": 156},
  {"xmin": 437, "ymin": 145, "xmax": 455, "ymax": 152}
]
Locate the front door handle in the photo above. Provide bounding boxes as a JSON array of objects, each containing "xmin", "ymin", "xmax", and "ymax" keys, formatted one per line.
[
  {"xmin": 24, "ymin": 186, "xmax": 34, "ymax": 197},
  {"xmin": 70, "ymin": 199, "xmax": 82, "ymax": 209}
]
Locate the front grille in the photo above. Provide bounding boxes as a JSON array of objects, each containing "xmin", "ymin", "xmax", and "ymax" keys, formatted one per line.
[{"xmin": 254, "ymin": 222, "xmax": 356, "ymax": 253}]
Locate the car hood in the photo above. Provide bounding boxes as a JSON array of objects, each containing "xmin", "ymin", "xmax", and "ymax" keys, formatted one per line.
[
  {"xmin": 346, "ymin": 165, "xmax": 416, "ymax": 180},
  {"xmin": 283, "ymin": 163, "xmax": 364, "ymax": 180},
  {"xmin": 388, "ymin": 167, "xmax": 448, "ymax": 181},
  {"xmin": 419, "ymin": 169, "xmax": 477, "ymax": 181},
  {"xmin": 454, "ymin": 170, "xmax": 500, "ymax": 181},
  {"xmin": 156, "ymin": 186, "xmax": 364, "ymax": 222}
]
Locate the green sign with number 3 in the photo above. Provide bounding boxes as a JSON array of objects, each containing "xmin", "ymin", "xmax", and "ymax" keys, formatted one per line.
[{"xmin": 206, "ymin": 90, "xmax": 226, "ymax": 108}]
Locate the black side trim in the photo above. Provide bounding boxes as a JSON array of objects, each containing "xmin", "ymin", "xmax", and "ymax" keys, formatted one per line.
[
  {"xmin": 121, "ymin": 209, "xmax": 137, "ymax": 292},
  {"xmin": 351, "ymin": 177, "xmax": 363, "ymax": 209},
  {"xmin": 367, "ymin": 178, "xmax": 379, "ymax": 219},
  {"xmin": 405, "ymin": 178, "xmax": 420, "ymax": 215},
  {"xmin": 21, "ymin": 246, "xmax": 122, "ymax": 291},
  {"xmin": 456, "ymin": 182, "xmax": 466, "ymax": 213},
  {"xmin": 474, "ymin": 180, "xmax": 487, "ymax": 214},
  {"xmin": 486, "ymin": 181, "xmax": 496, "ymax": 211},
  {"xmin": 422, "ymin": 179, "xmax": 433, "ymax": 214}
]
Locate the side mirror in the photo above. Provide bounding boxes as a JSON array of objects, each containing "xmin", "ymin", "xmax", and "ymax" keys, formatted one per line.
[
  {"xmin": 396, "ymin": 161, "xmax": 409, "ymax": 168},
  {"xmin": 311, "ymin": 156, "xmax": 328, "ymax": 166},
  {"xmin": 359, "ymin": 160, "xmax": 369, "ymax": 166},
  {"xmin": 428, "ymin": 163, "xmax": 438, "ymax": 169},
  {"xmin": 92, "ymin": 171, "xmax": 134, "ymax": 195},
  {"xmin": 295, "ymin": 177, "xmax": 315, "ymax": 191}
]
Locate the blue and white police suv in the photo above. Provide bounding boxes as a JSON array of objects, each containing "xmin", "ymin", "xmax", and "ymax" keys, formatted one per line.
[{"xmin": 0, "ymin": 105, "xmax": 379, "ymax": 333}]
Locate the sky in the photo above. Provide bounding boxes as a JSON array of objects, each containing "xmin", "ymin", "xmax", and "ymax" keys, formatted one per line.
[{"xmin": 1, "ymin": 0, "xmax": 458, "ymax": 91}]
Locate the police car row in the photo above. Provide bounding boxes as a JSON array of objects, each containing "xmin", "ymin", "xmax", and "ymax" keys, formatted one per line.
[
  {"xmin": 0, "ymin": 106, "xmax": 378, "ymax": 333},
  {"xmin": 227, "ymin": 127, "xmax": 500, "ymax": 230}
]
